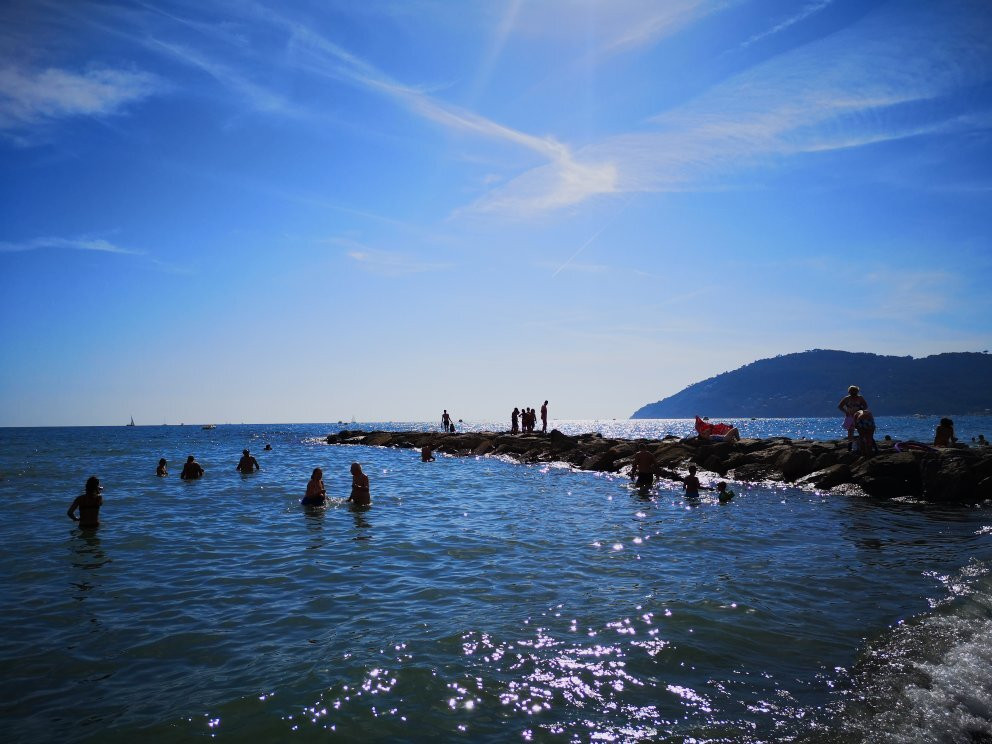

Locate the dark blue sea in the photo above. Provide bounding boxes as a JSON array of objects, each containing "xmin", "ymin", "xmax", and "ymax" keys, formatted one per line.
[{"xmin": 1, "ymin": 417, "xmax": 990, "ymax": 742}]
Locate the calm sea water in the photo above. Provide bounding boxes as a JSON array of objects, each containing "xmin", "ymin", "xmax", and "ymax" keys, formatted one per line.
[{"xmin": 1, "ymin": 418, "xmax": 990, "ymax": 742}]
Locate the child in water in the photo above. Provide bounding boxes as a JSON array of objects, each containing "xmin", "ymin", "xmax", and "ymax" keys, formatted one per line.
[
  {"xmin": 348, "ymin": 462, "xmax": 371, "ymax": 506},
  {"xmin": 302, "ymin": 468, "xmax": 326, "ymax": 506},
  {"xmin": 67, "ymin": 476, "xmax": 103, "ymax": 528},
  {"xmin": 716, "ymin": 482, "xmax": 735, "ymax": 503},
  {"xmin": 156, "ymin": 458, "xmax": 168, "ymax": 476}
]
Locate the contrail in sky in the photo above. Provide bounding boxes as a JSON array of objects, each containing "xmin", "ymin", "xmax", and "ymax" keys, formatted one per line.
[{"xmin": 552, "ymin": 198, "xmax": 633, "ymax": 277}]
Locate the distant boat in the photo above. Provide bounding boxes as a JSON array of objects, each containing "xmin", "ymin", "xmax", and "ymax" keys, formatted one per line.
[
  {"xmin": 127, "ymin": 417, "xmax": 135, "ymax": 427},
  {"xmin": 202, "ymin": 424, "xmax": 216, "ymax": 430}
]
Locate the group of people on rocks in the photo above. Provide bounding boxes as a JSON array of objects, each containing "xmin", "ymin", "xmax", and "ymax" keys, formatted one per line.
[{"xmin": 511, "ymin": 401, "xmax": 548, "ymax": 434}]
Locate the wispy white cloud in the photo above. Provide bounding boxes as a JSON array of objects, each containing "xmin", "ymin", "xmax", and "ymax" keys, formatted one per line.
[
  {"xmin": 329, "ymin": 237, "xmax": 452, "ymax": 276},
  {"xmin": 471, "ymin": 1, "xmax": 992, "ymax": 214},
  {"xmin": 148, "ymin": 39, "xmax": 296, "ymax": 115},
  {"xmin": 0, "ymin": 65, "xmax": 159, "ymax": 131},
  {"xmin": 0, "ymin": 236, "xmax": 144, "ymax": 255}
]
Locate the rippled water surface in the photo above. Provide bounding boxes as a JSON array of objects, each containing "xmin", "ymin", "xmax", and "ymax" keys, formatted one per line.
[{"xmin": 1, "ymin": 421, "xmax": 991, "ymax": 742}]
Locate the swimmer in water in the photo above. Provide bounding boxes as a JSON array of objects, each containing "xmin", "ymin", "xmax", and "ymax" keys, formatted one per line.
[
  {"xmin": 421, "ymin": 444, "xmax": 435, "ymax": 462},
  {"xmin": 301, "ymin": 468, "xmax": 326, "ymax": 506},
  {"xmin": 180, "ymin": 456, "xmax": 204, "ymax": 480},
  {"xmin": 716, "ymin": 482, "xmax": 735, "ymax": 503},
  {"xmin": 67, "ymin": 476, "xmax": 103, "ymax": 528},
  {"xmin": 347, "ymin": 462, "xmax": 371, "ymax": 506},
  {"xmin": 236, "ymin": 449, "xmax": 260, "ymax": 473},
  {"xmin": 631, "ymin": 446, "xmax": 656, "ymax": 489},
  {"xmin": 683, "ymin": 465, "xmax": 701, "ymax": 497},
  {"xmin": 156, "ymin": 458, "xmax": 168, "ymax": 476}
]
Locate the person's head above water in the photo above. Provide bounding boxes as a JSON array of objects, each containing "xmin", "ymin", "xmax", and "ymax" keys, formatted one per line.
[
  {"xmin": 243, "ymin": 449, "xmax": 249, "ymax": 455},
  {"xmin": 848, "ymin": 385, "xmax": 860, "ymax": 395},
  {"xmin": 158, "ymin": 458, "xmax": 167, "ymax": 466},
  {"xmin": 85, "ymin": 476, "xmax": 102, "ymax": 495},
  {"xmin": 688, "ymin": 465, "xmax": 697, "ymax": 474},
  {"xmin": 350, "ymin": 462, "xmax": 363, "ymax": 476},
  {"xmin": 940, "ymin": 417, "xmax": 954, "ymax": 427},
  {"xmin": 187, "ymin": 455, "xmax": 195, "ymax": 463},
  {"xmin": 312, "ymin": 467, "xmax": 323, "ymax": 480}
]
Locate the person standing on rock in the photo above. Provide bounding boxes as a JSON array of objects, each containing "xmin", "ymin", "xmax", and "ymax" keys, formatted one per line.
[
  {"xmin": 511, "ymin": 407, "xmax": 520, "ymax": 433},
  {"xmin": 631, "ymin": 446, "xmax": 656, "ymax": 489},
  {"xmin": 541, "ymin": 401, "xmax": 548, "ymax": 434},
  {"xmin": 441, "ymin": 410, "xmax": 451, "ymax": 433},
  {"xmin": 838, "ymin": 386, "xmax": 868, "ymax": 450}
]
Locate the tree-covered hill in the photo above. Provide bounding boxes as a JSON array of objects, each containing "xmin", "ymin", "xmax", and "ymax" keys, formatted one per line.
[{"xmin": 631, "ymin": 350, "xmax": 992, "ymax": 418}]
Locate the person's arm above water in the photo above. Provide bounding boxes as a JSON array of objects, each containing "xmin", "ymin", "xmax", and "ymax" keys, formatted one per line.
[{"xmin": 67, "ymin": 496, "xmax": 81, "ymax": 521}]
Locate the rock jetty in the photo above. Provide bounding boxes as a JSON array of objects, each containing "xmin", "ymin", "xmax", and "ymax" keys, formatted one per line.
[{"xmin": 325, "ymin": 430, "xmax": 992, "ymax": 503}]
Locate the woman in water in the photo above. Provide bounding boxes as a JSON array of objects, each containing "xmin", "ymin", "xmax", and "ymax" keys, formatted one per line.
[
  {"xmin": 302, "ymin": 468, "xmax": 326, "ymax": 506},
  {"xmin": 156, "ymin": 458, "xmax": 168, "ymax": 476},
  {"xmin": 347, "ymin": 462, "xmax": 371, "ymax": 506},
  {"xmin": 837, "ymin": 385, "xmax": 868, "ymax": 450},
  {"xmin": 67, "ymin": 476, "xmax": 103, "ymax": 528}
]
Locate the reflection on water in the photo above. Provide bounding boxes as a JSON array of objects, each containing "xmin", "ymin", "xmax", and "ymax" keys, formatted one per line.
[{"xmin": 0, "ymin": 423, "xmax": 990, "ymax": 742}]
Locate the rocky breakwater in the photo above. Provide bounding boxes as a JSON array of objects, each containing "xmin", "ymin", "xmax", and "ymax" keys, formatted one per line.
[{"xmin": 325, "ymin": 430, "xmax": 992, "ymax": 503}]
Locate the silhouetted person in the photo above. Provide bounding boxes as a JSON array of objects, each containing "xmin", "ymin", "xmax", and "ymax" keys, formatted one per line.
[
  {"xmin": 264, "ymin": 444, "xmax": 272, "ymax": 451},
  {"xmin": 348, "ymin": 462, "xmax": 370, "ymax": 506},
  {"xmin": 67, "ymin": 476, "xmax": 103, "ymax": 528},
  {"xmin": 442, "ymin": 410, "xmax": 451, "ymax": 433},
  {"xmin": 838, "ymin": 385, "xmax": 868, "ymax": 450},
  {"xmin": 181, "ymin": 455, "xmax": 204, "ymax": 480},
  {"xmin": 541, "ymin": 401, "xmax": 548, "ymax": 434},
  {"xmin": 854, "ymin": 410, "xmax": 877, "ymax": 455},
  {"xmin": 511, "ymin": 407, "xmax": 520, "ymax": 433},
  {"xmin": 716, "ymin": 482, "xmax": 735, "ymax": 503},
  {"xmin": 302, "ymin": 468, "xmax": 326, "ymax": 506},
  {"xmin": 236, "ymin": 449, "xmax": 260, "ymax": 473},
  {"xmin": 421, "ymin": 444, "xmax": 435, "ymax": 462},
  {"xmin": 683, "ymin": 465, "xmax": 701, "ymax": 497},
  {"xmin": 934, "ymin": 418, "xmax": 959, "ymax": 447},
  {"xmin": 631, "ymin": 446, "xmax": 656, "ymax": 488},
  {"xmin": 156, "ymin": 458, "xmax": 168, "ymax": 477}
]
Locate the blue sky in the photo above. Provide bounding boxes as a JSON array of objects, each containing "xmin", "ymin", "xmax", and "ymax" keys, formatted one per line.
[{"xmin": 1, "ymin": 0, "xmax": 990, "ymax": 426}]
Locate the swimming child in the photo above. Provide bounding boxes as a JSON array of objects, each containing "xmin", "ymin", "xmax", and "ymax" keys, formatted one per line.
[
  {"xmin": 716, "ymin": 481, "xmax": 735, "ymax": 503},
  {"xmin": 421, "ymin": 445, "xmax": 435, "ymax": 462},
  {"xmin": 347, "ymin": 462, "xmax": 371, "ymax": 506},
  {"xmin": 683, "ymin": 465, "xmax": 701, "ymax": 497},
  {"xmin": 301, "ymin": 468, "xmax": 326, "ymax": 506},
  {"xmin": 156, "ymin": 458, "xmax": 168, "ymax": 476},
  {"xmin": 67, "ymin": 476, "xmax": 103, "ymax": 528}
]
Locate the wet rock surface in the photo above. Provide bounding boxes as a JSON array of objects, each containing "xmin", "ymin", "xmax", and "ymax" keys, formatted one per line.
[{"xmin": 326, "ymin": 429, "xmax": 992, "ymax": 502}]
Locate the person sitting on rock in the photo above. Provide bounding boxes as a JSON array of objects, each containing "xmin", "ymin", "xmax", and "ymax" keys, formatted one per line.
[
  {"xmin": 978, "ymin": 434, "xmax": 989, "ymax": 447},
  {"xmin": 854, "ymin": 410, "xmax": 878, "ymax": 455},
  {"xmin": 631, "ymin": 446, "xmax": 656, "ymax": 489},
  {"xmin": 934, "ymin": 418, "xmax": 961, "ymax": 448}
]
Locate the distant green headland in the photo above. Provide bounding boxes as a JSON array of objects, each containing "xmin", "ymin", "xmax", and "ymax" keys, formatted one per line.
[{"xmin": 631, "ymin": 350, "xmax": 992, "ymax": 418}]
